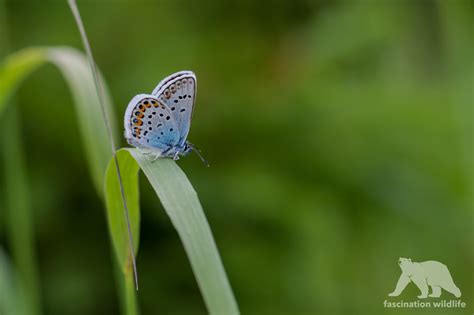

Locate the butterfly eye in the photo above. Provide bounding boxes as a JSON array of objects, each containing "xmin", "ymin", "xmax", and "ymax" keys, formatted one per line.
[
  {"xmin": 138, "ymin": 104, "xmax": 145, "ymax": 111},
  {"xmin": 182, "ymin": 79, "xmax": 187, "ymax": 85},
  {"xmin": 144, "ymin": 100, "xmax": 152, "ymax": 108},
  {"xmin": 170, "ymin": 84, "xmax": 176, "ymax": 93},
  {"xmin": 164, "ymin": 89, "xmax": 171, "ymax": 99},
  {"xmin": 176, "ymin": 81, "xmax": 181, "ymax": 88},
  {"xmin": 151, "ymin": 100, "xmax": 159, "ymax": 107}
]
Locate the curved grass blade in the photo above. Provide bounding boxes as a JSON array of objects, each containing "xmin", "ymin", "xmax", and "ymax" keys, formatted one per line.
[
  {"xmin": 105, "ymin": 148, "xmax": 240, "ymax": 315},
  {"xmin": 0, "ymin": 47, "xmax": 122, "ymax": 313},
  {"xmin": 46, "ymin": 47, "xmax": 117, "ymax": 192},
  {"xmin": 0, "ymin": 48, "xmax": 45, "ymax": 115},
  {"xmin": 0, "ymin": 46, "xmax": 116, "ymax": 192}
]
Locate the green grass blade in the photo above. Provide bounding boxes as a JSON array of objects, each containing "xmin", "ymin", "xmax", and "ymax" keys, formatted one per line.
[
  {"xmin": 66, "ymin": 0, "xmax": 139, "ymax": 290},
  {"xmin": 123, "ymin": 148, "xmax": 239, "ymax": 315},
  {"xmin": 104, "ymin": 149, "xmax": 140, "ymax": 272},
  {"xmin": 1, "ymin": 107, "xmax": 40, "ymax": 315},
  {"xmin": 105, "ymin": 148, "xmax": 240, "ymax": 314},
  {"xmin": 0, "ymin": 47, "xmax": 116, "ymax": 193},
  {"xmin": 0, "ymin": 48, "xmax": 46, "ymax": 115},
  {"xmin": 0, "ymin": 248, "xmax": 28, "ymax": 315},
  {"xmin": 104, "ymin": 149, "xmax": 140, "ymax": 315},
  {"xmin": 0, "ymin": 47, "xmax": 119, "ymax": 313},
  {"xmin": 46, "ymin": 47, "xmax": 117, "ymax": 192},
  {"xmin": 0, "ymin": 48, "xmax": 47, "ymax": 315}
]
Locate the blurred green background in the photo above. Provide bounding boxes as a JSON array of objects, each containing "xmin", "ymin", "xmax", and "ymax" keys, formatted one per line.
[{"xmin": 0, "ymin": 0, "xmax": 472, "ymax": 314}]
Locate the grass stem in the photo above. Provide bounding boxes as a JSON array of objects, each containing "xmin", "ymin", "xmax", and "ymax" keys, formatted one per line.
[{"xmin": 67, "ymin": 0, "xmax": 139, "ymax": 291}]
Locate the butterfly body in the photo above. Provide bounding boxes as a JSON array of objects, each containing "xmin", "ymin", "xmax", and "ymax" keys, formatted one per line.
[{"xmin": 124, "ymin": 71, "xmax": 201, "ymax": 161}]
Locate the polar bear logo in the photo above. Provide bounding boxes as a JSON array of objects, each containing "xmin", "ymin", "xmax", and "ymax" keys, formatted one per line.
[{"xmin": 388, "ymin": 258, "xmax": 461, "ymax": 299}]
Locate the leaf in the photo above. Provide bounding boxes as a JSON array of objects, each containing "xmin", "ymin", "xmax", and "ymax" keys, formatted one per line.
[
  {"xmin": 0, "ymin": 48, "xmax": 46, "ymax": 114},
  {"xmin": 0, "ymin": 47, "xmax": 119, "ymax": 314},
  {"xmin": 105, "ymin": 148, "xmax": 240, "ymax": 315},
  {"xmin": 1, "ymin": 108, "xmax": 41, "ymax": 315},
  {"xmin": 104, "ymin": 149, "xmax": 140, "ymax": 273},
  {"xmin": 0, "ymin": 47, "xmax": 117, "ymax": 193},
  {"xmin": 46, "ymin": 47, "xmax": 117, "ymax": 193}
]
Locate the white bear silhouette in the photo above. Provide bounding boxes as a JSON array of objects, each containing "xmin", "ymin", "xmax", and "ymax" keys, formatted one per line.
[{"xmin": 388, "ymin": 258, "xmax": 461, "ymax": 299}]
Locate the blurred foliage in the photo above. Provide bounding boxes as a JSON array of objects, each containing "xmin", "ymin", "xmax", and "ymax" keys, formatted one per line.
[{"xmin": 0, "ymin": 0, "xmax": 472, "ymax": 315}]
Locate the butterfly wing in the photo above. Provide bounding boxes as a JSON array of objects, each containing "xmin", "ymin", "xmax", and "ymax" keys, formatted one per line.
[
  {"xmin": 124, "ymin": 94, "xmax": 179, "ymax": 154},
  {"xmin": 152, "ymin": 71, "xmax": 196, "ymax": 146}
]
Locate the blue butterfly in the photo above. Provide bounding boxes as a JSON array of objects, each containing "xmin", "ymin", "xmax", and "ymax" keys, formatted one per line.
[{"xmin": 124, "ymin": 71, "xmax": 207, "ymax": 165}]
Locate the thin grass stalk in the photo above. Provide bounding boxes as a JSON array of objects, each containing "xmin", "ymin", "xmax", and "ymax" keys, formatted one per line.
[{"xmin": 67, "ymin": 0, "xmax": 139, "ymax": 292}]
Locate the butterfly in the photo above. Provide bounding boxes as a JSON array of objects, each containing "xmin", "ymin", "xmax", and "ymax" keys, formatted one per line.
[{"xmin": 124, "ymin": 70, "xmax": 208, "ymax": 165}]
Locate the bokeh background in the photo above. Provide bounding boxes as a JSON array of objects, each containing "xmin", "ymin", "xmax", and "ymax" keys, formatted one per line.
[{"xmin": 0, "ymin": 0, "xmax": 472, "ymax": 314}]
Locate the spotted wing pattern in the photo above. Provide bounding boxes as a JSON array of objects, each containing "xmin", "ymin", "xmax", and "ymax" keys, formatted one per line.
[
  {"xmin": 152, "ymin": 71, "xmax": 196, "ymax": 146},
  {"xmin": 124, "ymin": 94, "xmax": 179, "ymax": 152}
]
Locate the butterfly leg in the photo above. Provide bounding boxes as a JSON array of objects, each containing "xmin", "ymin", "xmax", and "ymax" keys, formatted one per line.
[
  {"xmin": 138, "ymin": 147, "xmax": 153, "ymax": 156},
  {"xmin": 138, "ymin": 147, "xmax": 161, "ymax": 161},
  {"xmin": 150, "ymin": 152, "xmax": 161, "ymax": 161},
  {"xmin": 138, "ymin": 148, "xmax": 158, "ymax": 161}
]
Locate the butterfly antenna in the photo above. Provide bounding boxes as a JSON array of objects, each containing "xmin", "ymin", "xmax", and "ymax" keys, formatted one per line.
[
  {"xmin": 189, "ymin": 144, "xmax": 209, "ymax": 167},
  {"xmin": 68, "ymin": 0, "xmax": 139, "ymax": 291}
]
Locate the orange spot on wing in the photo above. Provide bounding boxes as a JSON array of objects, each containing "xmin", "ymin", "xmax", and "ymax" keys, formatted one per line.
[{"xmin": 134, "ymin": 119, "xmax": 143, "ymax": 126}]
